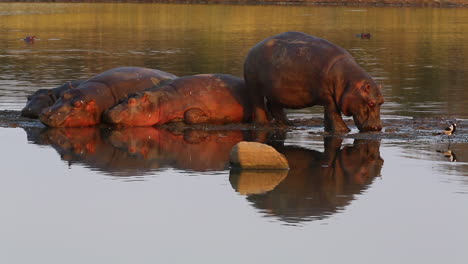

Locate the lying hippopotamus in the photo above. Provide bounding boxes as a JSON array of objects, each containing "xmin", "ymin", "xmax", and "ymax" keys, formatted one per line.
[
  {"xmin": 40, "ymin": 67, "xmax": 177, "ymax": 127},
  {"xmin": 21, "ymin": 79, "xmax": 86, "ymax": 118},
  {"xmin": 244, "ymin": 31, "xmax": 384, "ymax": 132},
  {"xmin": 104, "ymin": 74, "xmax": 251, "ymax": 126}
]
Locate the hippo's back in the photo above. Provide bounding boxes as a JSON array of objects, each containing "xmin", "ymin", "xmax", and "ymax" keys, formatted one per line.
[
  {"xmin": 86, "ymin": 67, "xmax": 177, "ymax": 87},
  {"xmin": 77, "ymin": 67, "xmax": 178, "ymax": 105},
  {"xmin": 244, "ymin": 31, "xmax": 355, "ymax": 109},
  {"xmin": 245, "ymin": 31, "xmax": 351, "ymax": 76}
]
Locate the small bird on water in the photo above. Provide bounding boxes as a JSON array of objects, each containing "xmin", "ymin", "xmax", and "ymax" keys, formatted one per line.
[
  {"xmin": 433, "ymin": 122, "xmax": 457, "ymax": 141},
  {"xmin": 442, "ymin": 122, "xmax": 457, "ymax": 136}
]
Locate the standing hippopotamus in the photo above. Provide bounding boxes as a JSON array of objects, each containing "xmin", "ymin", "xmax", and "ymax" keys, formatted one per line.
[
  {"xmin": 40, "ymin": 67, "xmax": 177, "ymax": 127},
  {"xmin": 21, "ymin": 79, "xmax": 86, "ymax": 118},
  {"xmin": 104, "ymin": 74, "xmax": 251, "ymax": 126},
  {"xmin": 244, "ymin": 31, "xmax": 384, "ymax": 132}
]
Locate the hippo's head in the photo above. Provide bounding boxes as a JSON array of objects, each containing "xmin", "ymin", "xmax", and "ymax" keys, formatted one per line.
[
  {"xmin": 341, "ymin": 80, "xmax": 384, "ymax": 132},
  {"xmin": 39, "ymin": 89, "xmax": 99, "ymax": 127},
  {"xmin": 104, "ymin": 91, "xmax": 160, "ymax": 126},
  {"xmin": 21, "ymin": 89, "xmax": 57, "ymax": 118}
]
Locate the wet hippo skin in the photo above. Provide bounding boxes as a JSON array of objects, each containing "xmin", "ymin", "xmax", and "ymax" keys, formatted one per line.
[
  {"xmin": 244, "ymin": 31, "xmax": 384, "ymax": 132},
  {"xmin": 40, "ymin": 67, "xmax": 177, "ymax": 127},
  {"xmin": 104, "ymin": 74, "xmax": 252, "ymax": 126},
  {"xmin": 21, "ymin": 79, "xmax": 86, "ymax": 118}
]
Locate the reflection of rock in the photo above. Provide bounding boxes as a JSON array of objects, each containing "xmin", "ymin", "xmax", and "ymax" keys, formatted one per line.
[
  {"xmin": 229, "ymin": 141, "xmax": 289, "ymax": 169},
  {"xmin": 229, "ymin": 169, "xmax": 288, "ymax": 195},
  {"xmin": 234, "ymin": 137, "xmax": 384, "ymax": 223}
]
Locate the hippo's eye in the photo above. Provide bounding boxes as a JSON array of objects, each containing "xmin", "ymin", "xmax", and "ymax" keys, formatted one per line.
[
  {"xmin": 128, "ymin": 98, "xmax": 137, "ymax": 106},
  {"xmin": 73, "ymin": 100, "xmax": 83, "ymax": 108},
  {"xmin": 27, "ymin": 95, "xmax": 32, "ymax": 101},
  {"xmin": 63, "ymin": 93, "xmax": 72, "ymax": 100}
]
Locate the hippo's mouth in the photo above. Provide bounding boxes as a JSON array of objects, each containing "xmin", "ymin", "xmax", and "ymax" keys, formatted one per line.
[
  {"xmin": 40, "ymin": 111, "xmax": 74, "ymax": 127},
  {"xmin": 353, "ymin": 114, "xmax": 382, "ymax": 132},
  {"xmin": 21, "ymin": 107, "xmax": 40, "ymax": 118}
]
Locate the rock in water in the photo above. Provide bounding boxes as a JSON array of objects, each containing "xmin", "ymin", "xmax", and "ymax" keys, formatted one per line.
[{"xmin": 229, "ymin": 141, "xmax": 289, "ymax": 169}]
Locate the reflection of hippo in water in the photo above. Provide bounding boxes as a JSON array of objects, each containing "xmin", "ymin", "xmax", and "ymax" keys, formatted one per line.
[
  {"xmin": 21, "ymin": 79, "xmax": 86, "ymax": 118},
  {"xmin": 23, "ymin": 126, "xmax": 259, "ymax": 175},
  {"xmin": 104, "ymin": 74, "xmax": 252, "ymax": 126},
  {"xmin": 40, "ymin": 67, "xmax": 177, "ymax": 127},
  {"xmin": 230, "ymin": 137, "xmax": 384, "ymax": 223},
  {"xmin": 244, "ymin": 31, "xmax": 384, "ymax": 132},
  {"xmin": 109, "ymin": 127, "xmax": 252, "ymax": 171},
  {"xmin": 26, "ymin": 127, "xmax": 164, "ymax": 176}
]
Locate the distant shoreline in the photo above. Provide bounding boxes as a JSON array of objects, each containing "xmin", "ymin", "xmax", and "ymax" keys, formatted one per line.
[{"xmin": 2, "ymin": 0, "xmax": 468, "ymax": 8}]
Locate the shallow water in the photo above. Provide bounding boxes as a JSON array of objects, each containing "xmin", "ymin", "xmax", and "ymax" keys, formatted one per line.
[
  {"xmin": 1, "ymin": 126, "xmax": 467, "ymax": 263},
  {"xmin": 1, "ymin": 3, "xmax": 468, "ymax": 118},
  {"xmin": 0, "ymin": 3, "xmax": 467, "ymax": 263}
]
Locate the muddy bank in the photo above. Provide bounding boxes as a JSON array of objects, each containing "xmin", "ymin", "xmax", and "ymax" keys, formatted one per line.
[
  {"xmin": 5, "ymin": 0, "xmax": 468, "ymax": 8},
  {"xmin": 1, "ymin": 110, "xmax": 466, "ymax": 142}
]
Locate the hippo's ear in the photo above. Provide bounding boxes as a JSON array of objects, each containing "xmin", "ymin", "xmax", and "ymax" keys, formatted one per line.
[
  {"xmin": 360, "ymin": 83, "xmax": 371, "ymax": 95},
  {"xmin": 86, "ymin": 100, "xmax": 97, "ymax": 112}
]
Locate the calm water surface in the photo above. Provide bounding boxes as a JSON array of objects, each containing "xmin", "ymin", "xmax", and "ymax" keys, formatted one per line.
[{"xmin": 0, "ymin": 3, "xmax": 467, "ymax": 263}]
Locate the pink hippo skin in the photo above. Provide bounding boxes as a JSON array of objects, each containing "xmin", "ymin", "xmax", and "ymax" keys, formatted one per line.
[
  {"xmin": 39, "ymin": 67, "xmax": 177, "ymax": 127},
  {"xmin": 21, "ymin": 79, "xmax": 86, "ymax": 118},
  {"xmin": 244, "ymin": 31, "xmax": 384, "ymax": 133},
  {"xmin": 104, "ymin": 74, "xmax": 252, "ymax": 126}
]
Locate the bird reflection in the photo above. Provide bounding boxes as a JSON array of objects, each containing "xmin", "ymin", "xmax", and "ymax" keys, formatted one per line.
[
  {"xmin": 437, "ymin": 144, "xmax": 457, "ymax": 162},
  {"xmin": 230, "ymin": 137, "xmax": 384, "ymax": 223}
]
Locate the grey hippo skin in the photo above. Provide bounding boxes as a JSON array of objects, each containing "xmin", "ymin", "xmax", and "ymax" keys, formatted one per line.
[
  {"xmin": 21, "ymin": 79, "xmax": 86, "ymax": 118},
  {"xmin": 39, "ymin": 67, "xmax": 177, "ymax": 127},
  {"xmin": 244, "ymin": 31, "xmax": 384, "ymax": 133}
]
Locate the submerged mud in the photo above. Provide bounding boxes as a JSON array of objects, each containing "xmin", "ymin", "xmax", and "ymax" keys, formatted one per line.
[{"xmin": 1, "ymin": 110, "xmax": 466, "ymax": 143}]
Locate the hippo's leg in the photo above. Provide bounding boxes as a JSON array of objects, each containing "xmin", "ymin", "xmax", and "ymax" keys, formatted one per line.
[
  {"xmin": 267, "ymin": 100, "xmax": 291, "ymax": 126},
  {"xmin": 247, "ymin": 80, "xmax": 269, "ymax": 124},
  {"xmin": 253, "ymin": 102, "xmax": 269, "ymax": 124},
  {"xmin": 324, "ymin": 103, "xmax": 350, "ymax": 133},
  {"xmin": 184, "ymin": 108, "xmax": 210, "ymax": 124}
]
